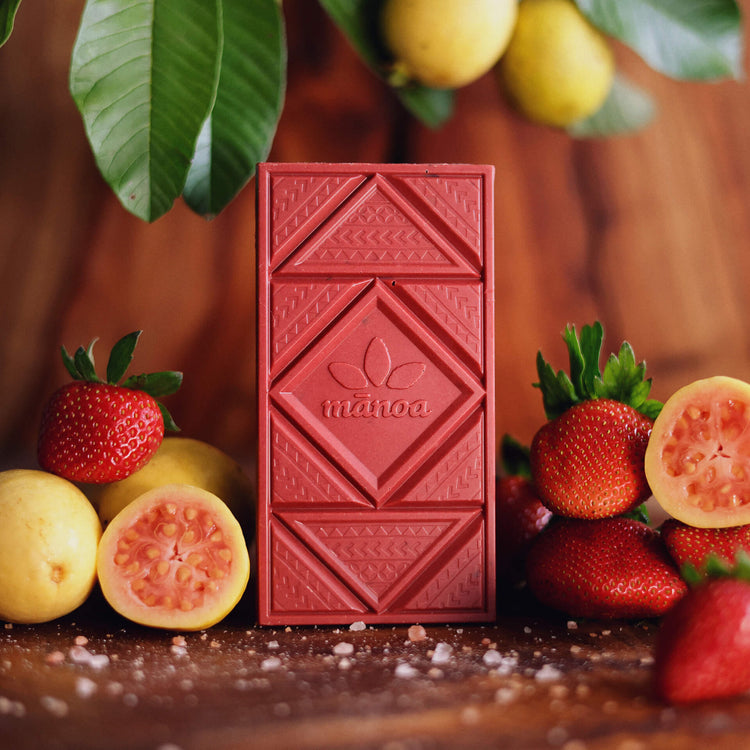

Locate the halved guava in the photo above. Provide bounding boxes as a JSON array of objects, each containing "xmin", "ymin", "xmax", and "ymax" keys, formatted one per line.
[
  {"xmin": 645, "ymin": 376, "xmax": 750, "ymax": 528},
  {"xmin": 97, "ymin": 484, "xmax": 250, "ymax": 630}
]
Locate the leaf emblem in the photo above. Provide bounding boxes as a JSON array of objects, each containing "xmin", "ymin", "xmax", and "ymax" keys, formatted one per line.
[
  {"xmin": 364, "ymin": 337, "xmax": 391, "ymax": 387},
  {"xmin": 387, "ymin": 363, "xmax": 426, "ymax": 390},
  {"xmin": 328, "ymin": 362, "xmax": 368, "ymax": 390}
]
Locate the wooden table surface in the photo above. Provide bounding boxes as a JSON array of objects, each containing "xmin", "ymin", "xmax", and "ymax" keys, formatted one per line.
[{"xmin": 3, "ymin": 584, "xmax": 750, "ymax": 750}]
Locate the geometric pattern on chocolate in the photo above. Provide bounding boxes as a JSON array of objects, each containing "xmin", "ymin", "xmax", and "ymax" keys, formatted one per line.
[
  {"xmin": 270, "ymin": 519, "xmax": 368, "ymax": 614},
  {"xmin": 393, "ymin": 175, "xmax": 483, "ymax": 264},
  {"xmin": 278, "ymin": 510, "xmax": 479, "ymax": 612},
  {"xmin": 271, "ymin": 282, "xmax": 484, "ymax": 504},
  {"xmin": 397, "ymin": 281, "xmax": 483, "ymax": 373},
  {"xmin": 400, "ymin": 516, "xmax": 485, "ymax": 612},
  {"xmin": 279, "ymin": 175, "xmax": 479, "ymax": 277},
  {"xmin": 270, "ymin": 279, "xmax": 370, "ymax": 376},
  {"xmin": 269, "ymin": 173, "xmax": 366, "ymax": 268},
  {"xmin": 270, "ymin": 413, "xmax": 373, "ymax": 508},
  {"xmin": 389, "ymin": 409, "xmax": 484, "ymax": 506}
]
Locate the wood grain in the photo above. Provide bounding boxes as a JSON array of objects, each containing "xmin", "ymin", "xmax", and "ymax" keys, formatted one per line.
[{"xmin": 1, "ymin": 2, "xmax": 750, "ymax": 464}]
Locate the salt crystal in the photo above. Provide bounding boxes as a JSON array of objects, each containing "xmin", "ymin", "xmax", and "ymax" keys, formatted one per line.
[
  {"xmin": 337, "ymin": 657, "xmax": 352, "ymax": 670},
  {"xmin": 494, "ymin": 687, "xmax": 518, "ymax": 705},
  {"xmin": 534, "ymin": 663, "xmax": 562, "ymax": 682},
  {"xmin": 460, "ymin": 706, "xmax": 481, "ymax": 726},
  {"xmin": 170, "ymin": 645, "xmax": 188, "ymax": 657},
  {"xmin": 40, "ymin": 696, "xmax": 68, "ymax": 717},
  {"xmin": 73, "ymin": 635, "xmax": 88, "ymax": 646},
  {"xmin": 75, "ymin": 677, "xmax": 97, "ymax": 699},
  {"xmin": 482, "ymin": 649, "xmax": 503, "ymax": 667},
  {"xmin": 349, "ymin": 621, "xmax": 366, "ymax": 632},
  {"xmin": 267, "ymin": 640, "xmax": 280, "ymax": 650},
  {"xmin": 566, "ymin": 621, "xmax": 578, "ymax": 630},
  {"xmin": 407, "ymin": 625, "xmax": 427, "ymax": 642},
  {"xmin": 0, "ymin": 696, "xmax": 25, "ymax": 717},
  {"xmin": 333, "ymin": 641, "xmax": 354, "ymax": 656},
  {"xmin": 431, "ymin": 642, "xmax": 453, "ymax": 665},
  {"xmin": 261, "ymin": 656, "xmax": 282, "ymax": 671},
  {"xmin": 171, "ymin": 635, "xmax": 187, "ymax": 647},
  {"xmin": 45, "ymin": 650, "xmax": 65, "ymax": 665},
  {"xmin": 395, "ymin": 662, "xmax": 418, "ymax": 679},
  {"xmin": 68, "ymin": 646, "xmax": 109, "ymax": 670}
]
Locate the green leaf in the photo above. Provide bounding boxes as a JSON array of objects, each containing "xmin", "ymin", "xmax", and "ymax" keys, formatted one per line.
[
  {"xmin": 123, "ymin": 370, "xmax": 183, "ymax": 398},
  {"xmin": 499, "ymin": 434, "xmax": 532, "ymax": 478},
  {"xmin": 61, "ymin": 345, "xmax": 81, "ymax": 381},
  {"xmin": 574, "ymin": 0, "xmax": 745, "ymax": 81},
  {"xmin": 73, "ymin": 340, "xmax": 101, "ymax": 383},
  {"xmin": 70, "ymin": 0, "xmax": 222, "ymax": 222},
  {"xmin": 158, "ymin": 402, "xmax": 180, "ymax": 432},
  {"xmin": 534, "ymin": 351, "xmax": 578, "ymax": 420},
  {"xmin": 620, "ymin": 502, "xmax": 650, "ymax": 524},
  {"xmin": 568, "ymin": 74, "xmax": 656, "ymax": 138},
  {"xmin": 106, "ymin": 331, "xmax": 141, "ymax": 384},
  {"xmin": 318, "ymin": 0, "xmax": 454, "ymax": 128},
  {"xmin": 183, "ymin": 0, "xmax": 286, "ymax": 217},
  {"xmin": 0, "ymin": 0, "xmax": 21, "ymax": 47}
]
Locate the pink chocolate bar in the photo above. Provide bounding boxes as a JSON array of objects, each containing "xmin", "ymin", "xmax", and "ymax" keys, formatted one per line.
[{"xmin": 257, "ymin": 163, "xmax": 495, "ymax": 625}]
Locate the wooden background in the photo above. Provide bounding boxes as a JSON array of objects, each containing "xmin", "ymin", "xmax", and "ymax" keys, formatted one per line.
[{"xmin": 1, "ymin": 1, "xmax": 749, "ymax": 469}]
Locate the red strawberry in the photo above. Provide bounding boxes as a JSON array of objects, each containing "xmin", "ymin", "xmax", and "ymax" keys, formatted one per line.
[
  {"xmin": 525, "ymin": 517, "xmax": 687, "ymax": 619},
  {"xmin": 496, "ymin": 474, "xmax": 552, "ymax": 577},
  {"xmin": 530, "ymin": 322, "xmax": 661, "ymax": 519},
  {"xmin": 531, "ymin": 398, "xmax": 653, "ymax": 518},
  {"xmin": 654, "ymin": 558, "xmax": 750, "ymax": 703},
  {"xmin": 660, "ymin": 518, "xmax": 750, "ymax": 571},
  {"xmin": 38, "ymin": 331, "xmax": 182, "ymax": 484}
]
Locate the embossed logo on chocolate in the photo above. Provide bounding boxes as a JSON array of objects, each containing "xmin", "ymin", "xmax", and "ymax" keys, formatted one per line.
[
  {"xmin": 271, "ymin": 282, "xmax": 483, "ymax": 500},
  {"xmin": 323, "ymin": 337, "xmax": 432, "ymax": 419}
]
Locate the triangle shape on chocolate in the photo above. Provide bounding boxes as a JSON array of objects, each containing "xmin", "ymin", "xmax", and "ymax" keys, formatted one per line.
[
  {"xmin": 269, "ymin": 519, "xmax": 368, "ymax": 615},
  {"xmin": 270, "ymin": 412, "xmax": 373, "ymax": 508},
  {"xmin": 391, "ymin": 173, "xmax": 484, "ymax": 267},
  {"xmin": 277, "ymin": 510, "xmax": 479, "ymax": 612},
  {"xmin": 270, "ymin": 279, "xmax": 371, "ymax": 377},
  {"xmin": 387, "ymin": 410, "xmax": 484, "ymax": 506},
  {"xmin": 397, "ymin": 516, "xmax": 486, "ymax": 614},
  {"xmin": 397, "ymin": 281, "xmax": 484, "ymax": 374},
  {"xmin": 279, "ymin": 175, "xmax": 478, "ymax": 277},
  {"xmin": 268, "ymin": 172, "xmax": 367, "ymax": 269}
]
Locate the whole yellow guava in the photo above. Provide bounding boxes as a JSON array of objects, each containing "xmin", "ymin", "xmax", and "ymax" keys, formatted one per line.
[
  {"xmin": 0, "ymin": 469, "xmax": 101, "ymax": 623},
  {"xmin": 381, "ymin": 0, "xmax": 518, "ymax": 89}
]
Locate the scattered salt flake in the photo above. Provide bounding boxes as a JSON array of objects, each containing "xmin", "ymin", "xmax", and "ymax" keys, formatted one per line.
[
  {"xmin": 170, "ymin": 645, "xmax": 188, "ymax": 658},
  {"xmin": 534, "ymin": 663, "xmax": 562, "ymax": 682},
  {"xmin": 567, "ymin": 621, "xmax": 578, "ymax": 630},
  {"xmin": 482, "ymin": 649, "xmax": 503, "ymax": 667},
  {"xmin": 338, "ymin": 657, "xmax": 353, "ymax": 671},
  {"xmin": 494, "ymin": 686, "xmax": 518, "ymax": 705},
  {"xmin": 172, "ymin": 635, "xmax": 187, "ymax": 647},
  {"xmin": 261, "ymin": 656, "xmax": 282, "ymax": 672},
  {"xmin": 45, "ymin": 650, "xmax": 65, "ymax": 666},
  {"xmin": 40, "ymin": 696, "xmax": 69, "ymax": 717},
  {"xmin": 0, "ymin": 696, "xmax": 25, "ymax": 716},
  {"xmin": 68, "ymin": 646, "xmax": 109, "ymax": 670},
  {"xmin": 123, "ymin": 693, "xmax": 138, "ymax": 707},
  {"xmin": 523, "ymin": 626, "xmax": 532, "ymax": 634},
  {"xmin": 105, "ymin": 682, "xmax": 124, "ymax": 696},
  {"xmin": 4, "ymin": 623, "xmax": 12, "ymax": 629},
  {"xmin": 75, "ymin": 677, "xmax": 97, "ymax": 699},
  {"xmin": 427, "ymin": 667, "xmax": 444, "ymax": 679},
  {"xmin": 431, "ymin": 642, "xmax": 453, "ymax": 665},
  {"xmin": 333, "ymin": 642, "xmax": 354, "ymax": 656},
  {"xmin": 408, "ymin": 625, "xmax": 427, "ymax": 642},
  {"xmin": 349, "ymin": 621, "xmax": 366, "ymax": 632},
  {"xmin": 73, "ymin": 635, "xmax": 88, "ymax": 646},
  {"xmin": 395, "ymin": 662, "xmax": 419, "ymax": 679},
  {"xmin": 209, "ymin": 640, "xmax": 221, "ymax": 648},
  {"xmin": 180, "ymin": 679, "xmax": 194, "ymax": 691},
  {"xmin": 460, "ymin": 706, "xmax": 481, "ymax": 726},
  {"xmin": 640, "ymin": 655, "xmax": 655, "ymax": 666},
  {"xmin": 267, "ymin": 640, "xmax": 280, "ymax": 650}
]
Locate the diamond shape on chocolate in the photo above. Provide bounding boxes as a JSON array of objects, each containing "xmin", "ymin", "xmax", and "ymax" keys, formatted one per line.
[{"xmin": 271, "ymin": 281, "xmax": 483, "ymax": 504}]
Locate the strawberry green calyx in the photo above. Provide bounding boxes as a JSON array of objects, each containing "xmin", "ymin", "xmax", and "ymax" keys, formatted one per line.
[
  {"xmin": 534, "ymin": 321, "xmax": 662, "ymax": 421},
  {"xmin": 682, "ymin": 551, "xmax": 750, "ymax": 588},
  {"xmin": 61, "ymin": 331, "xmax": 183, "ymax": 431}
]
